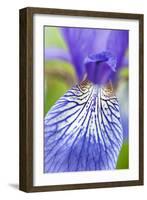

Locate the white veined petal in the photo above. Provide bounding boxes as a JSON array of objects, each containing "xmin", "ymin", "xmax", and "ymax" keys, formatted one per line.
[{"xmin": 44, "ymin": 80, "xmax": 123, "ymax": 173}]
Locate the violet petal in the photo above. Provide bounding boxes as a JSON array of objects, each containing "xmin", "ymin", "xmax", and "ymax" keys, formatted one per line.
[
  {"xmin": 45, "ymin": 47, "xmax": 72, "ymax": 63},
  {"xmin": 84, "ymin": 51, "xmax": 116, "ymax": 84},
  {"xmin": 107, "ymin": 30, "xmax": 128, "ymax": 68},
  {"xmin": 44, "ymin": 81, "xmax": 123, "ymax": 172}
]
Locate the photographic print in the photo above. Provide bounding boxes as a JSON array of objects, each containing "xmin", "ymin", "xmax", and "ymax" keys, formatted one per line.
[
  {"xmin": 44, "ymin": 27, "xmax": 129, "ymax": 173},
  {"xmin": 19, "ymin": 7, "xmax": 143, "ymax": 192}
]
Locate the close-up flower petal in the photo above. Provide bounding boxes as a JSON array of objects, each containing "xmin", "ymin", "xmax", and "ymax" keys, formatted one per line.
[
  {"xmin": 45, "ymin": 47, "xmax": 72, "ymax": 63},
  {"xmin": 106, "ymin": 30, "xmax": 128, "ymax": 68},
  {"xmin": 61, "ymin": 27, "xmax": 99, "ymax": 80},
  {"xmin": 44, "ymin": 26, "xmax": 129, "ymax": 173},
  {"xmin": 84, "ymin": 51, "xmax": 116, "ymax": 84},
  {"xmin": 44, "ymin": 80, "xmax": 123, "ymax": 172}
]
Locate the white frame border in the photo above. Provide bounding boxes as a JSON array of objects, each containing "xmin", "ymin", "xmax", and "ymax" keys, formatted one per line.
[{"xmin": 33, "ymin": 14, "xmax": 139, "ymax": 186}]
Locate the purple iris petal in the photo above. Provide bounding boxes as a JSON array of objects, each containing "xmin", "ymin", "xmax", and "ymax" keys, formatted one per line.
[
  {"xmin": 84, "ymin": 51, "xmax": 116, "ymax": 84},
  {"xmin": 107, "ymin": 30, "xmax": 128, "ymax": 68},
  {"xmin": 61, "ymin": 28, "xmax": 128, "ymax": 84},
  {"xmin": 44, "ymin": 28, "xmax": 127, "ymax": 173},
  {"xmin": 93, "ymin": 29, "xmax": 111, "ymax": 53},
  {"xmin": 61, "ymin": 28, "xmax": 99, "ymax": 80},
  {"xmin": 44, "ymin": 81, "xmax": 123, "ymax": 172},
  {"xmin": 45, "ymin": 47, "xmax": 72, "ymax": 63}
]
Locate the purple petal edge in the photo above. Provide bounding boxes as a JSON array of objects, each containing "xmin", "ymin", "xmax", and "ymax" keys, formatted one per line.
[
  {"xmin": 107, "ymin": 30, "xmax": 128, "ymax": 68},
  {"xmin": 45, "ymin": 47, "xmax": 72, "ymax": 63}
]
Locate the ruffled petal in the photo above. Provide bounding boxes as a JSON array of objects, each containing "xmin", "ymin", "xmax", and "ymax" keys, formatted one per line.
[
  {"xmin": 61, "ymin": 28, "xmax": 128, "ymax": 84},
  {"xmin": 45, "ymin": 47, "xmax": 72, "ymax": 63},
  {"xmin": 84, "ymin": 51, "xmax": 116, "ymax": 84},
  {"xmin": 44, "ymin": 79, "xmax": 123, "ymax": 172},
  {"xmin": 61, "ymin": 28, "xmax": 99, "ymax": 80}
]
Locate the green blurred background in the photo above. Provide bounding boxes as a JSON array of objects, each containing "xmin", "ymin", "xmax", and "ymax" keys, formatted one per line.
[{"xmin": 44, "ymin": 27, "xmax": 129, "ymax": 169}]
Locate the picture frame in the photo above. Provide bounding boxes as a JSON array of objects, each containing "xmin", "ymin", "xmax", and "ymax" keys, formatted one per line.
[{"xmin": 19, "ymin": 7, "xmax": 144, "ymax": 192}]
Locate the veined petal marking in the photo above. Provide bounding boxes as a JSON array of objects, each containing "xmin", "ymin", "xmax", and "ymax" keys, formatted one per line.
[{"xmin": 44, "ymin": 80, "xmax": 123, "ymax": 173}]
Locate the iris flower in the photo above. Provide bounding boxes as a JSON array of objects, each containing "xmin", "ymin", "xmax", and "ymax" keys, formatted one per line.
[{"xmin": 44, "ymin": 27, "xmax": 128, "ymax": 173}]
